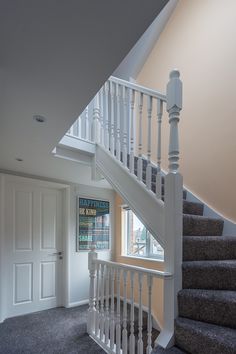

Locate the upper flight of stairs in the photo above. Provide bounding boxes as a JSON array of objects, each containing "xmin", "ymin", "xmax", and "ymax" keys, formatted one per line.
[{"xmin": 151, "ymin": 174, "xmax": 236, "ymax": 353}]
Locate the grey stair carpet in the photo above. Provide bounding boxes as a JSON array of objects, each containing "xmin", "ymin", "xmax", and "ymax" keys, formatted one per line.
[
  {"xmin": 182, "ymin": 201, "xmax": 203, "ymax": 216},
  {"xmin": 183, "ymin": 214, "xmax": 224, "ymax": 236},
  {"xmin": 152, "ymin": 345, "xmax": 186, "ymax": 354},
  {"xmin": 183, "ymin": 235, "xmax": 236, "ymax": 261},
  {"xmin": 0, "ymin": 305, "xmax": 105, "ymax": 354},
  {"xmin": 178, "ymin": 289, "xmax": 236, "ymax": 328},
  {"xmin": 175, "ymin": 317, "xmax": 236, "ymax": 354},
  {"xmin": 182, "ymin": 260, "xmax": 236, "ymax": 290}
]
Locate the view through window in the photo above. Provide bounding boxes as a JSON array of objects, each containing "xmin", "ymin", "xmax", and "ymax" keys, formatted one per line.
[{"xmin": 123, "ymin": 209, "xmax": 164, "ymax": 260}]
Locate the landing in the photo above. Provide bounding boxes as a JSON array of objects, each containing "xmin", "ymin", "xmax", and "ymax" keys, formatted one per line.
[{"xmin": 0, "ymin": 305, "xmax": 105, "ymax": 354}]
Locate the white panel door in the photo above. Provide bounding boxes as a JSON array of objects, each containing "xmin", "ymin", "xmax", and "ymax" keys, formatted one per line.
[{"xmin": 5, "ymin": 181, "xmax": 63, "ymax": 317}]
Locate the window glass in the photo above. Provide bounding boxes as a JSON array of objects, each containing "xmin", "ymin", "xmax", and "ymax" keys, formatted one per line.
[{"xmin": 123, "ymin": 209, "xmax": 164, "ymax": 260}]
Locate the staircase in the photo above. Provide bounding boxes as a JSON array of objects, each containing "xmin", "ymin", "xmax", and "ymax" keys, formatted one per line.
[
  {"xmin": 59, "ymin": 71, "xmax": 236, "ymax": 353},
  {"xmin": 153, "ymin": 199, "xmax": 236, "ymax": 353}
]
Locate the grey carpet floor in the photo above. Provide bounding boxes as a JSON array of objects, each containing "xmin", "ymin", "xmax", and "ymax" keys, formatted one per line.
[{"xmin": 0, "ymin": 305, "xmax": 105, "ymax": 354}]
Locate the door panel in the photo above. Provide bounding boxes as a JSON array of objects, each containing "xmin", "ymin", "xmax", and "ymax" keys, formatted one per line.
[
  {"xmin": 14, "ymin": 263, "xmax": 33, "ymax": 304},
  {"xmin": 5, "ymin": 181, "xmax": 63, "ymax": 317}
]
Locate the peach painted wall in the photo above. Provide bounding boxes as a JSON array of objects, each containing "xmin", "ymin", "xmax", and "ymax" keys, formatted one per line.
[
  {"xmin": 114, "ymin": 193, "xmax": 164, "ymax": 328},
  {"xmin": 137, "ymin": 0, "xmax": 236, "ymax": 222}
]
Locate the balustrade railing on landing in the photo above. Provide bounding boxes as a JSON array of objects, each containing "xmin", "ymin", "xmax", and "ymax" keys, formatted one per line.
[
  {"xmin": 67, "ymin": 71, "xmax": 183, "ymax": 351},
  {"xmin": 88, "ymin": 247, "xmax": 173, "ymax": 354}
]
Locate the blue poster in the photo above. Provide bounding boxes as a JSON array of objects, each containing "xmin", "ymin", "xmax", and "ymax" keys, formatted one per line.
[{"xmin": 77, "ymin": 197, "xmax": 110, "ymax": 251}]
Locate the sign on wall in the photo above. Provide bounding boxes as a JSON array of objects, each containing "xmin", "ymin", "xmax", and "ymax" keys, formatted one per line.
[{"xmin": 77, "ymin": 197, "xmax": 110, "ymax": 251}]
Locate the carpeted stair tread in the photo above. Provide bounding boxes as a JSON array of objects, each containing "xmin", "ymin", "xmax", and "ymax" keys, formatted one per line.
[
  {"xmin": 183, "ymin": 236, "xmax": 236, "ymax": 261},
  {"xmin": 183, "ymin": 201, "xmax": 204, "ymax": 216},
  {"xmin": 152, "ymin": 345, "xmax": 187, "ymax": 354},
  {"xmin": 182, "ymin": 260, "xmax": 236, "ymax": 290},
  {"xmin": 183, "ymin": 214, "xmax": 224, "ymax": 236},
  {"xmin": 175, "ymin": 317, "xmax": 236, "ymax": 354},
  {"xmin": 178, "ymin": 289, "xmax": 236, "ymax": 328}
]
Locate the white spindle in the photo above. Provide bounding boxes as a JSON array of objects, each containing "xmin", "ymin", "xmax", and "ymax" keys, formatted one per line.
[
  {"xmin": 146, "ymin": 95, "xmax": 153, "ymax": 190},
  {"xmin": 92, "ymin": 93, "xmax": 101, "ymax": 143},
  {"xmin": 137, "ymin": 92, "xmax": 143, "ymax": 181},
  {"xmin": 110, "ymin": 267, "xmax": 115, "ymax": 350},
  {"xmin": 104, "ymin": 82, "xmax": 109, "ymax": 149},
  {"xmin": 146, "ymin": 275, "xmax": 153, "ymax": 354},
  {"xmin": 84, "ymin": 106, "xmax": 89, "ymax": 140},
  {"xmin": 110, "ymin": 81, "xmax": 115, "ymax": 156},
  {"xmin": 99, "ymin": 264, "xmax": 105, "ymax": 341},
  {"xmin": 116, "ymin": 83, "xmax": 121, "ymax": 161},
  {"xmin": 138, "ymin": 273, "xmax": 143, "ymax": 354},
  {"xmin": 87, "ymin": 248, "xmax": 97, "ymax": 335},
  {"xmin": 122, "ymin": 270, "xmax": 128, "ymax": 354},
  {"xmin": 95, "ymin": 263, "xmax": 100, "ymax": 336},
  {"xmin": 129, "ymin": 89, "xmax": 135, "ymax": 174},
  {"xmin": 129, "ymin": 271, "xmax": 135, "ymax": 354},
  {"xmin": 122, "ymin": 86, "xmax": 128, "ymax": 167},
  {"xmin": 156, "ymin": 99, "xmax": 163, "ymax": 198},
  {"xmin": 99, "ymin": 89, "xmax": 104, "ymax": 146},
  {"xmin": 105, "ymin": 266, "xmax": 110, "ymax": 345},
  {"xmin": 116, "ymin": 268, "xmax": 121, "ymax": 354}
]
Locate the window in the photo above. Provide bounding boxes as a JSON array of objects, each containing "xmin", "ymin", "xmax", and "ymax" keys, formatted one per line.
[{"xmin": 122, "ymin": 208, "xmax": 164, "ymax": 260}]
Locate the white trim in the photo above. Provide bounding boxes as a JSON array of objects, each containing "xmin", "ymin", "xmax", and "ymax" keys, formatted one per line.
[
  {"xmin": 120, "ymin": 255, "xmax": 164, "ymax": 263},
  {"xmin": 67, "ymin": 299, "xmax": 89, "ymax": 308}
]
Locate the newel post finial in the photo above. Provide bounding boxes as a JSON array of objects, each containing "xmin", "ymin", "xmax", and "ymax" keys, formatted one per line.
[{"xmin": 166, "ymin": 69, "xmax": 182, "ymax": 173}]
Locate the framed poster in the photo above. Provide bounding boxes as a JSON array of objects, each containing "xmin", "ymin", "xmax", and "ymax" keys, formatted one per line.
[{"xmin": 77, "ymin": 197, "xmax": 110, "ymax": 251}]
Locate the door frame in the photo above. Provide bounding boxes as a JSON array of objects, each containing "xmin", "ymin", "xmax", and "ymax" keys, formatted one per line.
[{"xmin": 0, "ymin": 173, "xmax": 70, "ymax": 322}]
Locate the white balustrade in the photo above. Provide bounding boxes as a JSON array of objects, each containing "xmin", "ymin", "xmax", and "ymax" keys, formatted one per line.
[
  {"xmin": 69, "ymin": 70, "xmax": 182, "ymax": 351},
  {"xmin": 87, "ymin": 253, "xmax": 172, "ymax": 354}
]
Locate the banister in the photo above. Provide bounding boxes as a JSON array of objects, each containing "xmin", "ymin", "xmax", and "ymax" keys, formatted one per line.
[
  {"xmin": 109, "ymin": 75, "xmax": 167, "ymax": 101},
  {"xmin": 93, "ymin": 258, "xmax": 173, "ymax": 279}
]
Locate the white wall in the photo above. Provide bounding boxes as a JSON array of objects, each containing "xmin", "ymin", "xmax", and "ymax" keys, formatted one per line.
[
  {"xmin": 68, "ymin": 183, "xmax": 115, "ymax": 306},
  {"xmin": 0, "ymin": 172, "xmax": 115, "ymax": 320}
]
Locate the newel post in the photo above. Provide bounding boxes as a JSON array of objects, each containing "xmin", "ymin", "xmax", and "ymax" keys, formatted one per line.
[
  {"xmin": 157, "ymin": 70, "xmax": 183, "ymax": 349},
  {"xmin": 92, "ymin": 93, "xmax": 101, "ymax": 143},
  {"xmin": 87, "ymin": 246, "xmax": 98, "ymax": 335}
]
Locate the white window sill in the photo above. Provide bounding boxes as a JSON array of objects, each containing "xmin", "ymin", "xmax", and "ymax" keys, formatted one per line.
[{"xmin": 120, "ymin": 254, "xmax": 164, "ymax": 263}]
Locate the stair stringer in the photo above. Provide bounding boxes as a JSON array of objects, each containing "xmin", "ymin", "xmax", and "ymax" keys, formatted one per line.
[{"xmin": 95, "ymin": 145, "xmax": 165, "ymax": 248}]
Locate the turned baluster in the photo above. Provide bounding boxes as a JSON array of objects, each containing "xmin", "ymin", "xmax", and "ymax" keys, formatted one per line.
[
  {"xmin": 116, "ymin": 83, "xmax": 121, "ymax": 161},
  {"xmin": 122, "ymin": 86, "xmax": 128, "ymax": 167},
  {"xmin": 99, "ymin": 264, "xmax": 105, "ymax": 341},
  {"xmin": 146, "ymin": 96, "xmax": 153, "ymax": 190},
  {"xmin": 129, "ymin": 271, "xmax": 135, "ymax": 354},
  {"xmin": 122, "ymin": 270, "xmax": 128, "ymax": 354},
  {"xmin": 87, "ymin": 248, "xmax": 97, "ymax": 335},
  {"xmin": 104, "ymin": 266, "xmax": 110, "ymax": 345},
  {"xmin": 92, "ymin": 93, "xmax": 101, "ymax": 143},
  {"xmin": 137, "ymin": 92, "xmax": 144, "ymax": 181},
  {"xmin": 146, "ymin": 275, "xmax": 153, "ymax": 354},
  {"xmin": 95, "ymin": 263, "xmax": 100, "ymax": 337},
  {"xmin": 99, "ymin": 88, "xmax": 104, "ymax": 146},
  {"xmin": 110, "ymin": 267, "xmax": 115, "ymax": 350},
  {"xmin": 129, "ymin": 89, "xmax": 135, "ymax": 174},
  {"xmin": 138, "ymin": 273, "xmax": 143, "ymax": 354},
  {"xmin": 116, "ymin": 268, "xmax": 121, "ymax": 354},
  {"xmin": 110, "ymin": 81, "xmax": 115, "ymax": 156},
  {"xmin": 156, "ymin": 99, "xmax": 163, "ymax": 198},
  {"xmin": 104, "ymin": 82, "xmax": 109, "ymax": 149}
]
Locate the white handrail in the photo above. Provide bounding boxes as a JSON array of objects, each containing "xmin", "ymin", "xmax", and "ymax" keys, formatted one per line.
[
  {"xmin": 109, "ymin": 76, "xmax": 167, "ymax": 101},
  {"xmin": 93, "ymin": 258, "xmax": 172, "ymax": 279}
]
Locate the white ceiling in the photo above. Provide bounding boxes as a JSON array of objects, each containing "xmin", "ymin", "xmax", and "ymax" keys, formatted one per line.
[{"xmin": 0, "ymin": 0, "xmax": 168, "ymax": 184}]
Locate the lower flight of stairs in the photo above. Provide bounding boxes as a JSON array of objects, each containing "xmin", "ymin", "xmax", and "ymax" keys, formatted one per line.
[{"xmin": 152, "ymin": 189, "xmax": 236, "ymax": 354}]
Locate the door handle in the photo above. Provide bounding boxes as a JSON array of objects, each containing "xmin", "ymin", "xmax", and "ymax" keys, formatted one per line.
[{"xmin": 49, "ymin": 251, "xmax": 62, "ymax": 256}]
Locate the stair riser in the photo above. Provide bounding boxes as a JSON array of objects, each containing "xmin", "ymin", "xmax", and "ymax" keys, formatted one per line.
[
  {"xmin": 175, "ymin": 319, "xmax": 236, "ymax": 354},
  {"xmin": 183, "ymin": 237, "xmax": 236, "ymax": 261},
  {"xmin": 183, "ymin": 201, "xmax": 204, "ymax": 216},
  {"xmin": 183, "ymin": 215, "xmax": 223, "ymax": 236},
  {"xmin": 178, "ymin": 292, "xmax": 236, "ymax": 329},
  {"xmin": 182, "ymin": 264, "xmax": 236, "ymax": 290}
]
